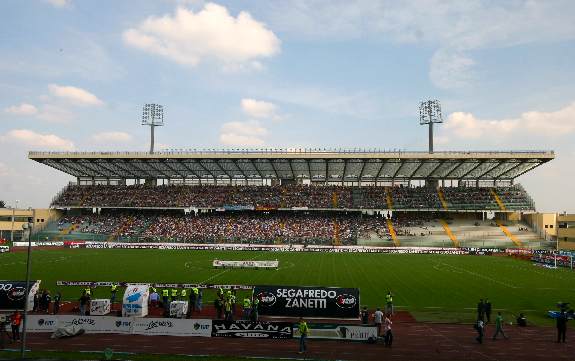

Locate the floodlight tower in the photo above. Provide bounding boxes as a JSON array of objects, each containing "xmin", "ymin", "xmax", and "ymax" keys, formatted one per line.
[
  {"xmin": 419, "ymin": 100, "xmax": 443, "ymax": 154},
  {"xmin": 142, "ymin": 104, "xmax": 164, "ymax": 154}
]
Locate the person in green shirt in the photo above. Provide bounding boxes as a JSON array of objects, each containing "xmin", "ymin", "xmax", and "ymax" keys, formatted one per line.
[
  {"xmin": 492, "ymin": 312, "xmax": 508, "ymax": 340},
  {"xmin": 298, "ymin": 318, "xmax": 310, "ymax": 354}
]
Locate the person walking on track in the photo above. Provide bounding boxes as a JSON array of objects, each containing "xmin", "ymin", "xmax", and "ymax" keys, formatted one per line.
[
  {"xmin": 10, "ymin": 310, "xmax": 22, "ymax": 343},
  {"xmin": 557, "ymin": 310, "xmax": 568, "ymax": 343},
  {"xmin": 492, "ymin": 312, "xmax": 508, "ymax": 340},
  {"xmin": 374, "ymin": 307, "xmax": 384, "ymax": 337},
  {"xmin": 298, "ymin": 317, "xmax": 310, "ymax": 354}
]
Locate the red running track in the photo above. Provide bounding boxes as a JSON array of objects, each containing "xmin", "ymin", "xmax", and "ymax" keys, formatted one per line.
[{"xmin": 6, "ymin": 323, "xmax": 572, "ymax": 361}]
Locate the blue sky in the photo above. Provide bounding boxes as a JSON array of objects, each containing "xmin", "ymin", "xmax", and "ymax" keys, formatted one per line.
[{"xmin": 1, "ymin": 0, "xmax": 575, "ymax": 212}]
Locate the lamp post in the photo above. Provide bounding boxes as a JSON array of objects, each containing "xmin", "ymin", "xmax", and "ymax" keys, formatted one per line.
[
  {"xmin": 20, "ymin": 221, "xmax": 33, "ymax": 359},
  {"xmin": 419, "ymin": 100, "xmax": 443, "ymax": 154},
  {"xmin": 10, "ymin": 200, "xmax": 19, "ymax": 244},
  {"xmin": 142, "ymin": 104, "xmax": 164, "ymax": 154}
]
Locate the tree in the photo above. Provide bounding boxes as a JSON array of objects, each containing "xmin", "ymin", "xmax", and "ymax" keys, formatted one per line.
[{"xmin": 0, "ymin": 200, "xmax": 5, "ymax": 208}]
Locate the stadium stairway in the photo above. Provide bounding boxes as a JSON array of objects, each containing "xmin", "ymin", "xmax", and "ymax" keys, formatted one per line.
[
  {"xmin": 439, "ymin": 219, "xmax": 459, "ymax": 247},
  {"xmin": 333, "ymin": 219, "xmax": 342, "ymax": 246},
  {"xmin": 385, "ymin": 187, "xmax": 393, "ymax": 209},
  {"xmin": 490, "ymin": 188, "xmax": 507, "ymax": 211},
  {"xmin": 386, "ymin": 218, "xmax": 400, "ymax": 246},
  {"xmin": 495, "ymin": 219, "xmax": 522, "ymax": 247},
  {"xmin": 437, "ymin": 187, "xmax": 449, "ymax": 211}
]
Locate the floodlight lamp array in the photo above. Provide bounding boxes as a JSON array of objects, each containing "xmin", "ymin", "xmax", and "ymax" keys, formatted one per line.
[
  {"xmin": 419, "ymin": 100, "xmax": 443, "ymax": 125},
  {"xmin": 142, "ymin": 103, "xmax": 164, "ymax": 126}
]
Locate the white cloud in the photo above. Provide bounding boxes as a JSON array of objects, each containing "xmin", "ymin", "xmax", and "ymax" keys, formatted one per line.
[
  {"xmin": 443, "ymin": 101, "xmax": 575, "ymax": 140},
  {"xmin": 429, "ymin": 49, "xmax": 475, "ymax": 89},
  {"xmin": 219, "ymin": 120, "xmax": 267, "ymax": 146},
  {"xmin": 44, "ymin": 0, "xmax": 70, "ymax": 7},
  {"xmin": 4, "ymin": 102, "xmax": 72, "ymax": 122},
  {"xmin": 91, "ymin": 132, "xmax": 134, "ymax": 144},
  {"xmin": 4, "ymin": 103, "xmax": 38, "ymax": 116},
  {"xmin": 123, "ymin": 3, "xmax": 281, "ymax": 69},
  {"xmin": 263, "ymin": 0, "xmax": 575, "ymax": 89},
  {"xmin": 36, "ymin": 104, "xmax": 73, "ymax": 123},
  {"xmin": 0, "ymin": 129, "xmax": 75, "ymax": 150},
  {"xmin": 241, "ymin": 98, "xmax": 280, "ymax": 119},
  {"xmin": 48, "ymin": 84, "xmax": 104, "ymax": 106}
]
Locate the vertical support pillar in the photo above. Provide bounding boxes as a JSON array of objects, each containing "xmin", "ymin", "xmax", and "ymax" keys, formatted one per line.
[
  {"xmin": 429, "ymin": 122, "xmax": 434, "ymax": 153},
  {"xmin": 150, "ymin": 125, "xmax": 155, "ymax": 154}
]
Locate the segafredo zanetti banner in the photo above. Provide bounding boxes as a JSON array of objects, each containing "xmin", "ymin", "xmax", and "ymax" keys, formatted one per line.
[{"xmin": 253, "ymin": 285, "xmax": 359, "ymax": 318}]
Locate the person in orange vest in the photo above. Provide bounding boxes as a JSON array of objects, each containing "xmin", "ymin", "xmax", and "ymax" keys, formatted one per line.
[{"xmin": 10, "ymin": 310, "xmax": 22, "ymax": 343}]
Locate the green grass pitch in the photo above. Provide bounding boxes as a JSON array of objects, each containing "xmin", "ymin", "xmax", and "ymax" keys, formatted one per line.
[{"xmin": 1, "ymin": 249, "xmax": 574, "ymax": 324}]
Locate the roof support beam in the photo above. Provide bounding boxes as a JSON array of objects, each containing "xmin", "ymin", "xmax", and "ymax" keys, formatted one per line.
[
  {"xmin": 90, "ymin": 159, "xmax": 130, "ymax": 178},
  {"xmin": 196, "ymin": 160, "xmax": 217, "ymax": 179},
  {"xmin": 212, "ymin": 160, "xmax": 229, "ymax": 178},
  {"xmin": 287, "ymin": 159, "xmax": 295, "ymax": 179},
  {"xmin": 250, "ymin": 160, "xmax": 265, "ymax": 179},
  {"xmin": 392, "ymin": 159, "xmax": 407, "ymax": 179},
  {"xmin": 444, "ymin": 161, "xmax": 467, "ymax": 178},
  {"xmin": 109, "ymin": 159, "xmax": 141, "ymax": 179},
  {"xmin": 269, "ymin": 159, "xmax": 280, "ymax": 179},
  {"xmin": 494, "ymin": 161, "xmax": 523, "ymax": 180},
  {"xmin": 44, "ymin": 160, "xmax": 83, "ymax": 177},
  {"xmin": 477, "ymin": 161, "xmax": 505, "ymax": 180},
  {"xmin": 232, "ymin": 159, "xmax": 248, "ymax": 179},
  {"xmin": 303, "ymin": 159, "xmax": 311, "ymax": 180},
  {"xmin": 458, "ymin": 160, "xmax": 486, "ymax": 180},
  {"xmin": 74, "ymin": 160, "xmax": 113, "ymax": 178},
  {"xmin": 408, "ymin": 159, "xmax": 427, "ymax": 180},
  {"xmin": 179, "ymin": 161, "xmax": 203, "ymax": 179},
  {"xmin": 508, "ymin": 161, "xmax": 542, "ymax": 179},
  {"xmin": 161, "ymin": 160, "xmax": 187, "ymax": 179},
  {"xmin": 358, "ymin": 159, "xmax": 368, "ymax": 182},
  {"xmin": 342, "ymin": 159, "xmax": 349, "ymax": 183},
  {"xmin": 427, "ymin": 159, "xmax": 447, "ymax": 178},
  {"xmin": 145, "ymin": 160, "xmax": 172, "ymax": 179},
  {"xmin": 375, "ymin": 159, "xmax": 389, "ymax": 182},
  {"xmin": 64, "ymin": 160, "xmax": 98, "ymax": 177},
  {"xmin": 125, "ymin": 160, "xmax": 155, "ymax": 178}
]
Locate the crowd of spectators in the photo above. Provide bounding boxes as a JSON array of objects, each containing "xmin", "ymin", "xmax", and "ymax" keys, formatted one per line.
[
  {"xmin": 59, "ymin": 211, "xmax": 394, "ymax": 245},
  {"xmin": 52, "ymin": 184, "xmax": 533, "ymax": 211}
]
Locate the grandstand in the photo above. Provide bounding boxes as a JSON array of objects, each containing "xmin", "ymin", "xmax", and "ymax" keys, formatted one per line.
[{"xmin": 29, "ymin": 149, "xmax": 554, "ymax": 248}]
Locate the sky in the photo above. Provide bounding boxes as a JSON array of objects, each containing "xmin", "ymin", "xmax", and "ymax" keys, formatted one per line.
[{"xmin": 1, "ymin": 0, "xmax": 575, "ymax": 212}]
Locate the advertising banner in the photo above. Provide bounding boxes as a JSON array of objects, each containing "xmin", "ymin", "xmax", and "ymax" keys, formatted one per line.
[
  {"xmin": 212, "ymin": 260, "xmax": 279, "ymax": 269},
  {"xmin": 211, "ymin": 320, "xmax": 293, "ymax": 339},
  {"xmin": 293, "ymin": 323, "xmax": 377, "ymax": 340},
  {"xmin": 169, "ymin": 301, "xmax": 188, "ymax": 318},
  {"xmin": 223, "ymin": 205, "xmax": 254, "ymax": 211},
  {"xmin": 27, "ymin": 315, "xmax": 132, "ymax": 334},
  {"xmin": 26, "ymin": 315, "xmax": 59, "ymax": 332},
  {"xmin": 0, "ymin": 280, "xmax": 40, "ymax": 311},
  {"xmin": 122, "ymin": 284, "xmax": 149, "ymax": 318},
  {"xmin": 56, "ymin": 315, "xmax": 132, "ymax": 334},
  {"xmin": 90, "ymin": 299, "xmax": 111, "ymax": 315},
  {"xmin": 131, "ymin": 318, "xmax": 211, "ymax": 337},
  {"xmin": 253, "ymin": 285, "xmax": 359, "ymax": 318}
]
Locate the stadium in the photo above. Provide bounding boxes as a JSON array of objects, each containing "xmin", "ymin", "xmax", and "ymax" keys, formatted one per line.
[
  {"xmin": 1, "ymin": 2, "xmax": 575, "ymax": 359},
  {"xmin": 2, "ymin": 123, "xmax": 575, "ymax": 361}
]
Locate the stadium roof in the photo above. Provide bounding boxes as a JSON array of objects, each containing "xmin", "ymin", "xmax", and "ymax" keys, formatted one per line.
[{"xmin": 28, "ymin": 150, "xmax": 554, "ymax": 182}]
